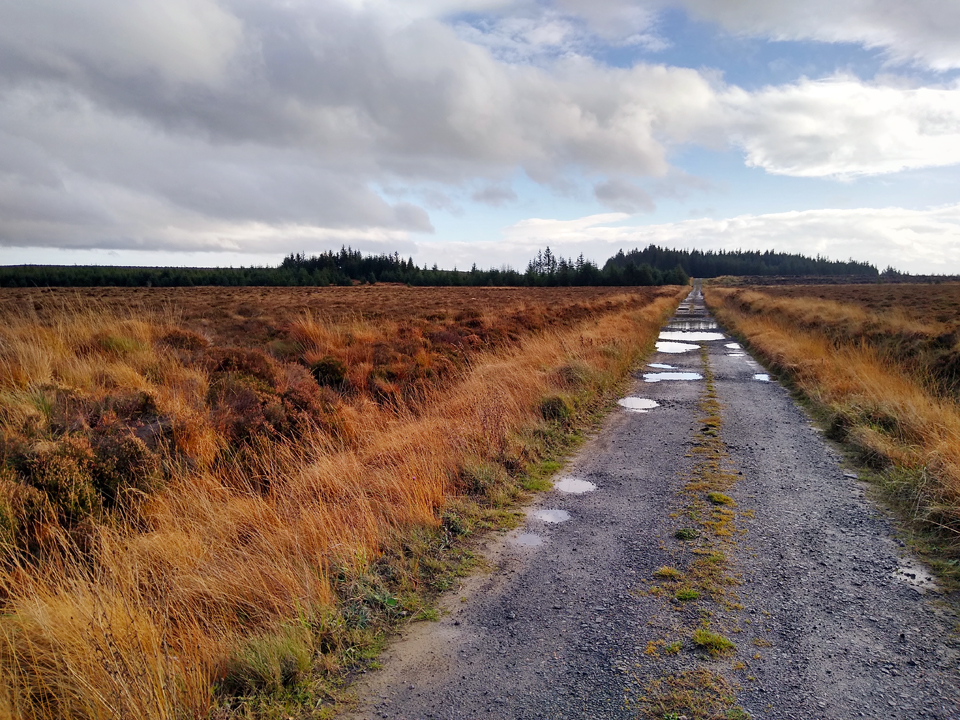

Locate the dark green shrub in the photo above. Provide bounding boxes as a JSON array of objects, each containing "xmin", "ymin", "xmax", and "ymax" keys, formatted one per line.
[
  {"xmin": 310, "ymin": 356, "xmax": 347, "ymax": 388},
  {"xmin": 539, "ymin": 394, "xmax": 573, "ymax": 423}
]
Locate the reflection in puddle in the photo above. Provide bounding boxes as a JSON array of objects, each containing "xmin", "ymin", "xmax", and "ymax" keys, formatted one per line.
[
  {"xmin": 554, "ymin": 477, "xmax": 598, "ymax": 494},
  {"xmin": 894, "ymin": 560, "xmax": 938, "ymax": 593},
  {"xmin": 532, "ymin": 509, "xmax": 571, "ymax": 523},
  {"xmin": 511, "ymin": 532, "xmax": 544, "ymax": 548},
  {"xmin": 618, "ymin": 397, "xmax": 660, "ymax": 412},
  {"xmin": 753, "ymin": 373, "xmax": 770, "ymax": 381},
  {"xmin": 725, "ymin": 343, "xmax": 741, "ymax": 349},
  {"xmin": 659, "ymin": 331, "xmax": 725, "ymax": 342},
  {"xmin": 666, "ymin": 320, "xmax": 718, "ymax": 331},
  {"xmin": 656, "ymin": 341, "xmax": 699, "ymax": 354},
  {"xmin": 728, "ymin": 352, "xmax": 745, "ymax": 357},
  {"xmin": 644, "ymin": 372, "xmax": 703, "ymax": 383},
  {"xmin": 648, "ymin": 363, "xmax": 675, "ymax": 369}
]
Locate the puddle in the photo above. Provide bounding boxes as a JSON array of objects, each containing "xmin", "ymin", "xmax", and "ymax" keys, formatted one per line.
[
  {"xmin": 728, "ymin": 352, "xmax": 745, "ymax": 357},
  {"xmin": 532, "ymin": 509, "xmax": 571, "ymax": 523},
  {"xmin": 643, "ymin": 372, "xmax": 703, "ymax": 383},
  {"xmin": 725, "ymin": 343, "xmax": 741, "ymax": 349},
  {"xmin": 894, "ymin": 560, "xmax": 938, "ymax": 593},
  {"xmin": 510, "ymin": 532, "xmax": 544, "ymax": 548},
  {"xmin": 753, "ymin": 373, "xmax": 770, "ymax": 381},
  {"xmin": 554, "ymin": 477, "xmax": 598, "ymax": 494},
  {"xmin": 648, "ymin": 363, "xmax": 675, "ymax": 369},
  {"xmin": 655, "ymin": 341, "xmax": 699, "ymax": 354},
  {"xmin": 618, "ymin": 397, "xmax": 660, "ymax": 412},
  {"xmin": 658, "ymin": 331, "xmax": 725, "ymax": 342},
  {"xmin": 666, "ymin": 320, "xmax": 718, "ymax": 331}
]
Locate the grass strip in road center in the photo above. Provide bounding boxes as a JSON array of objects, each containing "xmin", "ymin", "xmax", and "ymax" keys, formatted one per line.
[{"xmin": 629, "ymin": 345, "xmax": 752, "ymax": 720}]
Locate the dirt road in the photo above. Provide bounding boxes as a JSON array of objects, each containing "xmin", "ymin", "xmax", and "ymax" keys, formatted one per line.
[{"xmin": 347, "ymin": 288, "xmax": 959, "ymax": 719}]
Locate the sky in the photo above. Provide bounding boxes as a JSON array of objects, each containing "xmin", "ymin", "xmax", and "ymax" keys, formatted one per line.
[{"xmin": 1, "ymin": 0, "xmax": 960, "ymax": 274}]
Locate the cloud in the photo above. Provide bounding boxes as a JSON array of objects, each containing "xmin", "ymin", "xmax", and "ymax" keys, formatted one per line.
[
  {"xmin": 472, "ymin": 184, "xmax": 518, "ymax": 206},
  {"xmin": 491, "ymin": 204, "xmax": 960, "ymax": 274},
  {"xmin": 594, "ymin": 178, "xmax": 656, "ymax": 213},
  {"xmin": 1, "ymin": 0, "xmax": 960, "ymax": 259},
  {"xmin": 674, "ymin": 0, "xmax": 960, "ymax": 71},
  {"xmin": 723, "ymin": 76, "xmax": 960, "ymax": 177}
]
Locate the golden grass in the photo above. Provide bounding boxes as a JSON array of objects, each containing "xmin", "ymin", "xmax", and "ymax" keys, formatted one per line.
[
  {"xmin": 0, "ymin": 285, "xmax": 685, "ymax": 719},
  {"xmin": 706, "ymin": 286, "xmax": 960, "ymax": 540}
]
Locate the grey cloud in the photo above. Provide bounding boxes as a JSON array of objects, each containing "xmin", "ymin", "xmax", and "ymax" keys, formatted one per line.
[
  {"xmin": 594, "ymin": 179, "xmax": 656, "ymax": 213},
  {"xmin": 675, "ymin": 0, "xmax": 960, "ymax": 70},
  {"xmin": 472, "ymin": 184, "xmax": 518, "ymax": 206},
  {"xmin": 0, "ymin": 0, "xmax": 726, "ymax": 253}
]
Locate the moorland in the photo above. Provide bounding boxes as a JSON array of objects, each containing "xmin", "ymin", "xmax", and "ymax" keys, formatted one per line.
[{"xmin": 0, "ymin": 284, "xmax": 685, "ymax": 719}]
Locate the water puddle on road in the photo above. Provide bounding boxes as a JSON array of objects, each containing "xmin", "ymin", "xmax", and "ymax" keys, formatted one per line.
[
  {"xmin": 643, "ymin": 372, "xmax": 703, "ymax": 383},
  {"xmin": 532, "ymin": 509, "xmax": 571, "ymax": 523},
  {"xmin": 753, "ymin": 373, "xmax": 770, "ymax": 381},
  {"xmin": 618, "ymin": 397, "xmax": 660, "ymax": 412},
  {"xmin": 554, "ymin": 477, "xmax": 597, "ymax": 494},
  {"xmin": 648, "ymin": 363, "xmax": 675, "ymax": 369},
  {"xmin": 510, "ymin": 532, "xmax": 544, "ymax": 548},
  {"xmin": 894, "ymin": 560, "xmax": 938, "ymax": 593},
  {"xmin": 665, "ymin": 319, "xmax": 719, "ymax": 331},
  {"xmin": 725, "ymin": 343, "xmax": 742, "ymax": 349},
  {"xmin": 728, "ymin": 352, "xmax": 745, "ymax": 357},
  {"xmin": 658, "ymin": 331, "xmax": 726, "ymax": 342},
  {"xmin": 656, "ymin": 341, "xmax": 699, "ymax": 354}
]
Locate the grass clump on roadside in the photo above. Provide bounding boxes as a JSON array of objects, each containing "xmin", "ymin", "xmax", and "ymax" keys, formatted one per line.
[{"xmin": 705, "ymin": 283, "xmax": 960, "ymax": 575}]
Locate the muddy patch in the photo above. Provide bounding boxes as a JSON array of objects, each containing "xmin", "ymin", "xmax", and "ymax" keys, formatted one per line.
[
  {"xmin": 509, "ymin": 532, "xmax": 544, "ymax": 548},
  {"xmin": 894, "ymin": 559, "xmax": 939, "ymax": 593}
]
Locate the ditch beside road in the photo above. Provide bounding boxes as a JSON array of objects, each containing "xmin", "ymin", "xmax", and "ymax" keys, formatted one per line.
[{"xmin": 346, "ymin": 287, "xmax": 960, "ymax": 720}]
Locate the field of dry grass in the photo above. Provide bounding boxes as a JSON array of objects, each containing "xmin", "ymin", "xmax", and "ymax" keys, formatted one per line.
[
  {"xmin": 705, "ymin": 283, "xmax": 960, "ymax": 560},
  {"xmin": 0, "ymin": 284, "xmax": 685, "ymax": 719}
]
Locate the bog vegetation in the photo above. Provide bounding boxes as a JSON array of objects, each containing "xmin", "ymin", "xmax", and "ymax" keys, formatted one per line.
[
  {"xmin": 705, "ymin": 283, "xmax": 960, "ymax": 566},
  {"xmin": 0, "ymin": 284, "xmax": 684, "ymax": 719}
]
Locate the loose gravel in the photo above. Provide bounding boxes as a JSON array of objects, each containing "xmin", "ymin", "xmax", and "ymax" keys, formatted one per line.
[{"xmin": 346, "ymin": 288, "xmax": 959, "ymax": 720}]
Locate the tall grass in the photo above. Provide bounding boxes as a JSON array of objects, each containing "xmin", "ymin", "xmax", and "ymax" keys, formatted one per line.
[
  {"xmin": 0, "ymin": 287, "xmax": 684, "ymax": 718},
  {"xmin": 706, "ymin": 287, "xmax": 960, "ymax": 544}
]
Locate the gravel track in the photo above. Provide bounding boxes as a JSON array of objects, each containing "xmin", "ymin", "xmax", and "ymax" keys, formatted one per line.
[{"xmin": 346, "ymin": 288, "xmax": 959, "ymax": 720}]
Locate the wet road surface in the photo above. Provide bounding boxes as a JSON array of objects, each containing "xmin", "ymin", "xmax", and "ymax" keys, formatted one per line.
[{"xmin": 346, "ymin": 286, "xmax": 960, "ymax": 720}]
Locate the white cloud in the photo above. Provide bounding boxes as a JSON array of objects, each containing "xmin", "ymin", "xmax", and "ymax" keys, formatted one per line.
[
  {"xmin": 723, "ymin": 76, "xmax": 960, "ymax": 178},
  {"xmin": 1, "ymin": 0, "xmax": 960, "ymax": 260}
]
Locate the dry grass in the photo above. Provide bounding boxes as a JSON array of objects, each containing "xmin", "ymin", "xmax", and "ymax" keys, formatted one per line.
[
  {"xmin": 706, "ymin": 284, "xmax": 960, "ymax": 544},
  {"xmin": 0, "ymin": 285, "xmax": 685, "ymax": 719}
]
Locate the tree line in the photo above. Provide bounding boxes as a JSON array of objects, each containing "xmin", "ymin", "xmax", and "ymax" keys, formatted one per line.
[{"xmin": 0, "ymin": 244, "xmax": 879, "ymax": 288}]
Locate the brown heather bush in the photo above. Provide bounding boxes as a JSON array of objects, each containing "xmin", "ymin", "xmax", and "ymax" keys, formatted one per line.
[
  {"xmin": 0, "ymin": 285, "xmax": 685, "ymax": 719},
  {"xmin": 706, "ymin": 284, "xmax": 960, "ymax": 542}
]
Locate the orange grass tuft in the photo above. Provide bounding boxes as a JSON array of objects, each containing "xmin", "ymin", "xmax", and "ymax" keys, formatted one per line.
[{"xmin": 0, "ymin": 285, "xmax": 685, "ymax": 718}]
